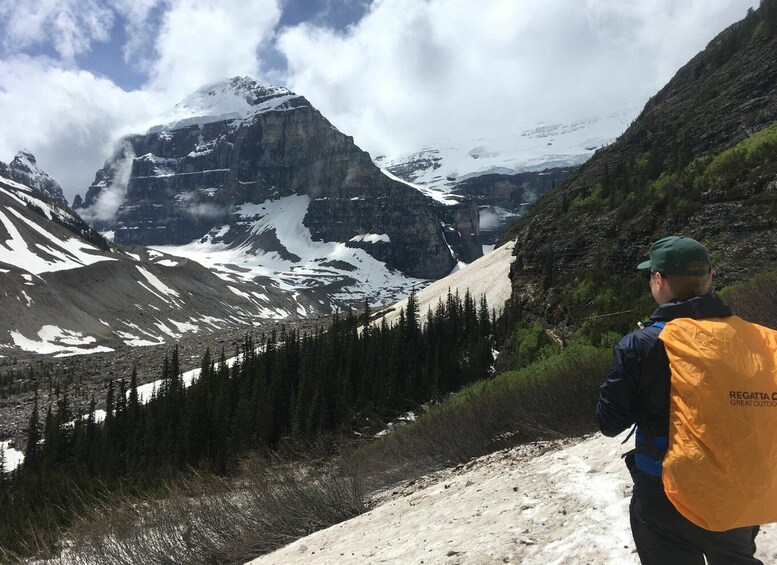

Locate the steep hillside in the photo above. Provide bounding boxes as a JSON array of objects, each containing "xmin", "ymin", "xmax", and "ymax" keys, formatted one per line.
[
  {"xmin": 0, "ymin": 173, "xmax": 311, "ymax": 357},
  {"xmin": 500, "ymin": 4, "xmax": 777, "ymax": 332}
]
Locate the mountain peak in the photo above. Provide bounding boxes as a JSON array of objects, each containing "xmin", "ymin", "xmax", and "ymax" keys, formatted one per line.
[
  {"xmin": 14, "ymin": 149, "xmax": 37, "ymax": 164},
  {"xmin": 2, "ymin": 149, "xmax": 67, "ymax": 206},
  {"xmin": 149, "ymin": 76, "xmax": 301, "ymax": 134}
]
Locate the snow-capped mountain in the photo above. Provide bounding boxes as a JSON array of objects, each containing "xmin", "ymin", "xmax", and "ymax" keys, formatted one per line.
[
  {"xmin": 145, "ymin": 79, "xmax": 298, "ymax": 133},
  {"xmin": 0, "ymin": 150, "xmax": 68, "ymax": 207},
  {"xmin": 374, "ymin": 110, "xmax": 636, "ymax": 246},
  {"xmin": 374, "ymin": 110, "xmax": 635, "ymax": 193},
  {"xmin": 0, "ymin": 172, "xmax": 318, "ymax": 357},
  {"xmin": 75, "ymin": 77, "xmax": 477, "ymax": 312}
]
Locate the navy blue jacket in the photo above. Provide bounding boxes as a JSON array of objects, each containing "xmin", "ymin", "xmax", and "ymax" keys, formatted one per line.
[{"xmin": 596, "ymin": 293, "xmax": 732, "ymax": 482}]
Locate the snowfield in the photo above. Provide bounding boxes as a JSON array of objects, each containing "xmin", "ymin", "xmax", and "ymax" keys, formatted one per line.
[
  {"xmin": 376, "ymin": 240, "xmax": 515, "ymax": 328},
  {"xmin": 373, "ymin": 108, "xmax": 637, "ymax": 198},
  {"xmin": 249, "ymin": 432, "xmax": 777, "ymax": 564},
  {"xmin": 151, "ymin": 194, "xmax": 427, "ymax": 307}
]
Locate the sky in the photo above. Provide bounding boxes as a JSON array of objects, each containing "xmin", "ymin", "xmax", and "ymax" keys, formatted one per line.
[{"xmin": 0, "ymin": 0, "xmax": 760, "ymax": 203}]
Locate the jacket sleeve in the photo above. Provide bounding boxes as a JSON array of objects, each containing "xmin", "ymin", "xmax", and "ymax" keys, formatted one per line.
[{"xmin": 596, "ymin": 334, "xmax": 640, "ymax": 437}]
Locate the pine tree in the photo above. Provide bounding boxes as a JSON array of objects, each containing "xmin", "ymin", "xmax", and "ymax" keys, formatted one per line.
[
  {"xmin": 0, "ymin": 443, "xmax": 6, "ymax": 483},
  {"xmin": 362, "ymin": 296, "xmax": 372, "ymax": 333},
  {"xmin": 478, "ymin": 295, "xmax": 491, "ymax": 337},
  {"xmin": 24, "ymin": 392, "xmax": 41, "ymax": 473}
]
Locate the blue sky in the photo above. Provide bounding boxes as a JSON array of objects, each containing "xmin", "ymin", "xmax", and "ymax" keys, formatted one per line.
[{"xmin": 0, "ymin": 0, "xmax": 759, "ymax": 201}]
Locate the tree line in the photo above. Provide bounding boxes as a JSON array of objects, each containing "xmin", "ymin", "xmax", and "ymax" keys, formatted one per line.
[{"xmin": 0, "ymin": 289, "xmax": 495, "ymax": 556}]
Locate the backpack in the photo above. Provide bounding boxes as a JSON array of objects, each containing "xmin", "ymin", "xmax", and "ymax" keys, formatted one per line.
[{"xmin": 657, "ymin": 316, "xmax": 777, "ymax": 531}]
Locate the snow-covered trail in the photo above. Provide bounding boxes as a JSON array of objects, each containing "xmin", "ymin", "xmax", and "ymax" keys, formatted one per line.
[{"xmin": 249, "ymin": 433, "xmax": 777, "ymax": 564}]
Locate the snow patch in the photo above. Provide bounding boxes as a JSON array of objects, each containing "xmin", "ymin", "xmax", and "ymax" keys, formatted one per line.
[
  {"xmin": 1, "ymin": 440, "xmax": 25, "ymax": 473},
  {"xmin": 250, "ymin": 432, "xmax": 777, "ymax": 564},
  {"xmin": 136, "ymin": 266, "xmax": 180, "ymax": 298},
  {"xmin": 0, "ymin": 208, "xmax": 113, "ymax": 274},
  {"xmin": 10, "ymin": 326, "xmax": 113, "ymax": 356},
  {"xmin": 349, "ymin": 233, "xmax": 390, "ymax": 244},
  {"xmin": 375, "ymin": 108, "xmax": 636, "ymax": 200},
  {"xmin": 145, "ymin": 78, "xmax": 300, "ymax": 134},
  {"xmin": 377, "ymin": 241, "xmax": 515, "ymax": 329},
  {"xmin": 152, "ymin": 195, "xmax": 426, "ymax": 308}
]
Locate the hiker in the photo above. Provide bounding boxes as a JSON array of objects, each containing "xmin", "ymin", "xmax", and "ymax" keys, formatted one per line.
[{"xmin": 596, "ymin": 235, "xmax": 765, "ymax": 565}]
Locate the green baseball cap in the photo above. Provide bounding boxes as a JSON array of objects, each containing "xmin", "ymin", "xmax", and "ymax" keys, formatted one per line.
[{"xmin": 637, "ymin": 236, "xmax": 711, "ymax": 276}]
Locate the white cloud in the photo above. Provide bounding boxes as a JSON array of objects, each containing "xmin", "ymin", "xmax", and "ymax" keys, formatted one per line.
[
  {"xmin": 277, "ymin": 0, "xmax": 759, "ymax": 158},
  {"xmin": 0, "ymin": 0, "xmax": 115, "ymax": 60},
  {"xmin": 0, "ymin": 56, "xmax": 154, "ymax": 198},
  {"xmin": 147, "ymin": 0, "xmax": 282, "ymax": 97},
  {"xmin": 108, "ymin": 0, "xmax": 165, "ymax": 69},
  {"xmin": 79, "ymin": 140, "xmax": 135, "ymax": 223}
]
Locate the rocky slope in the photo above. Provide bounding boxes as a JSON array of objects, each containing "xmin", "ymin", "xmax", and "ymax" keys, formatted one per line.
[
  {"xmin": 0, "ymin": 173, "xmax": 315, "ymax": 358},
  {"xmin": 77, "ymin": 77, "xmax": 465, "ymax": 281},
  {"xmin": 453, "ymin": 168, "xmax": 574, "ymax": 246},
  {"xmin": 500, "ymin": 4, "xmax": 777, "ymax": 327}
]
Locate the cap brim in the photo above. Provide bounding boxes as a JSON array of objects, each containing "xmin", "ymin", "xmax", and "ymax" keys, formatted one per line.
[{"xmin": 636, "ymin": 260, "xmax": 652, "ymax": 270}]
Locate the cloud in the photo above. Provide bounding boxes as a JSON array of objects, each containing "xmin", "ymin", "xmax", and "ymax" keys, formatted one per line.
[
  {"xmin": 0, "ymin": 0, "xmax": 759, "ymax": 208},
  {"xmin": 185, "ymin": 202, "xmax": 230, "ymax": 219},
  {"xmin": 78, "ymin": 139, "xmax": 135, "ymax": 223},
  {"xmin": 0, "ymin": 0, "xmax": 115, "ymax": 60},
  {"xmin": 0, "ymin": 56, "xmax": 154, "ymax": 199},
  {"xmin": 108, "ymin": 0, "xmax": 165, "ymax": 69},
  {"xmin": 147, "ymin": 0, "xmax": 282, "ymax": 97},
  {"xmin": 277, "ymin": 0, "xmax": 759, "ymax": 158},
  {"xmin": 0, "ymin": 0, "xmax": 281, "ymax": 204}
]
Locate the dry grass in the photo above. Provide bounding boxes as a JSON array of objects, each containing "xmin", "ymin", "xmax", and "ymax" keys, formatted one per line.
[{"xmin": 40, "ymin": 451, "xmax": 364, "ymax": 565}]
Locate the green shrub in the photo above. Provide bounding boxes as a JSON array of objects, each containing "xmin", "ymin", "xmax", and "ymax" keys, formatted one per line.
[
  {"xmin": 719, "ymin": 269, "xmax": 777, "ymax": 329},
  {"xmin": 568, "ymin": 185, "xmax": 604, "ymax": 216},
  {"xmin": 359, "ymin": 341, "xmax": 612, "ymax": 488}
]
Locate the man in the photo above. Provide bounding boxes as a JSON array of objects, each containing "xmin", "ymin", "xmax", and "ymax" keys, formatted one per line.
[{"xmin": 596, "ymin": 235, "xmax": 761, "ymax": 565}]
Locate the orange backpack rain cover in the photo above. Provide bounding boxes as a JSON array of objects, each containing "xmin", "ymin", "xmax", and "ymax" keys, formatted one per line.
[{"xmin": 659, "ymin": 316, "xmax": 777, "ymax": 531}]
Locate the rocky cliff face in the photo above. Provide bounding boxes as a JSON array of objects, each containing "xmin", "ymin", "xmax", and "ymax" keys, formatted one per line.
[
  {"xmin": 500, "ymin": 4, "xmax": 777, "ymax": 326},
  {"xmin": 452, "ymin": 168, "xmax": 573, "ymax": 246},
  {"xmin": 0, "ymin": 151, "xmax": 67, "ymax": 206},
  {"xmin": 78, "ymin": 77, "xmax": 455, "ymax": 280},
  {"xmin": 376, "ymin": 150, "xmax": 576, "ymax": 251}
]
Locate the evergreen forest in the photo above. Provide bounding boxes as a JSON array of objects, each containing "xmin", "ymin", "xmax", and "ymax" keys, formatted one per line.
[{"xmin": 0, "ymin": 290, "xmax": 495, "ymax": 556}]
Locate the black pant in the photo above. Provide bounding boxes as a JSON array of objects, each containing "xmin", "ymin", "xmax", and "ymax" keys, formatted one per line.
[{"xmin": 630, "ymin": 484, "xmax": 761, "ymax": 565}]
